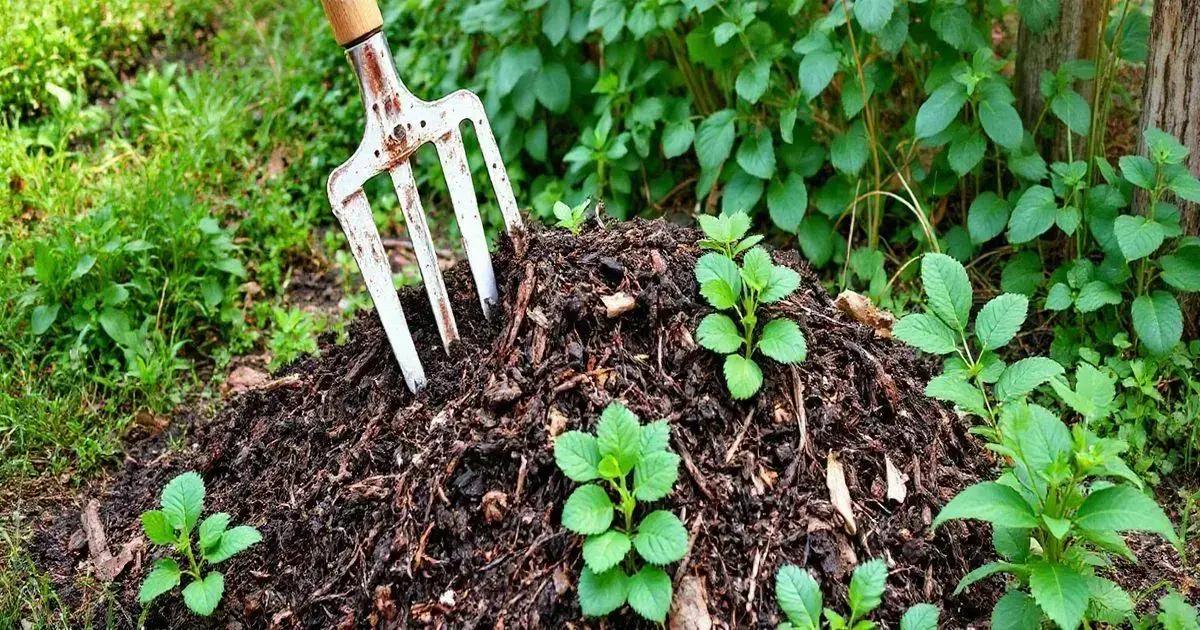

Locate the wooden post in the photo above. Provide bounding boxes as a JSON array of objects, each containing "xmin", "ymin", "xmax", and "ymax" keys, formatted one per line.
[{"xmin": 1137, "ymin": 0, "xmax": 1200, "ymax": 333}]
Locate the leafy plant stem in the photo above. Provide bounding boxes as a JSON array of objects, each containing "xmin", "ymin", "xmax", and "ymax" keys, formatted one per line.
[{"xmin": 837, "ymin": 0, "xmax": 884, "ymax": 247}]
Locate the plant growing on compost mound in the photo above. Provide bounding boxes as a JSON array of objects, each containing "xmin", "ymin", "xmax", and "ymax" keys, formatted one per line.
[
  {"xmin": 552, "ymin": 198, "xmax": 591, "ymax": 235},
  {"xmin": 553, "ymin": 402, "xmax": 686, "ymax": 622},
  {"xmin": 138, "ymin": 471, "xmax": 261, "ymax": 617},
  {"xmin": 894, "ymin": 253, "xmax": 1182, "ymax": 629},
  {"xmin": 775, "ymin": 559, "xmax": 940, "ymax": 630},
  {"xmin": 695, "ymin": 212, "xmax": 807, "ymax": 399}
]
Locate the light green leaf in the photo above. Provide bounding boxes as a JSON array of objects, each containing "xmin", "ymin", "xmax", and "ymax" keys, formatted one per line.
[
  {"xmin": 924, "ymin": 374, "xmax": 987, "ymax": 417},
  {"xmin": 737, "ymin": 128, "xmax": 776, "ymax": 179},
  {"xmin": 1160, "ymin": 247, "xmax": 1200, "ymax": 291},
  {"xmin": 627, "ymin": 565, "xmax": 673, "ymax": 622},
  {"xmin": 596, "ymin": 402, "xmax": 642, "ymax": 474},
  {"xmin": 1007, "ymin": 185, "xmax": 1058, "ymax": 244},
  {"xmin": 639, "ymin": 421, "xmax": 670, "ymax": 454},
  {"xmin": 900, "ymin": 603, "xmax": 940, "ymax": 630},
  {"xmin": 31, "ymin": 304, "xmax": 60, "ymax": 335},
  {"xmin": 1158, "ymin": 591, "xmax": 1200, "ymax": 630},
  {"xmin": 723, "ymin": 354, "xmax": 763, "ymax": 399},
  {"xmin": 579, "ymin": 567, "xmax": 628, "ymax": 617},
  {"xmin": 554, "ymin": 431, "xmax": 603, "ymax": 482},
  {"xmin": 198, "ymin": 513, "xmax": 231, "ymax": 551},
  {"xmin": 776, "ymin": 565, "xmax": 822, "ymax": 629},
  {"xmin": 831, "ymin": 121, "xmax": 869, "ymax": 175},
  {"xmin": 696, "ymin": 252, "xmax": 742, "ymax": 296},
  {"xmin": 736, "ymin": 60, "xmax": 771, "ymax": 104},
  {"xmin": 954, "ymin": 561, "xmax": 1024, "ymax": 595},
  {"xmin": 1050, "ymin": 90, "xmax": 1090, "ymax": 135},
  {"xmin": 920, "ymin": 253, "xmax": 972, "ymax": 332},
  {"xmin": 974, "ymin": 294, "xmax": 1028, "ymax": 350},
  {"xmin": 979, "ymin": 99, "xmax": 1024, "ymax": 149},
  {"xmin": 799, "ymin": 51, "xmax": 839, "ymax": 101},
  {"xmin": 582, "ymin": 530, "xmax": 631, "ymax": 574},
  {"xmin": 933, "ymin": 482, "xmax": 1039, "ymax": 529},
  {"xmin": 1028, "ymin": 561, "xmax": 1088, "ymax": 630},
  {"xmin": 992, "ymin": 590, "xmax": 1044, "ymax": 630},
  {"xmin": 695, "ymin": 110, "xmax": 737, "ymax": 171},
  {"xmin": 761, "ymin": 265, "xmax": 802, "ymax": 304},
  {"xmin": 138, "ymin": 558, "xmax": 181, "ymax": 604},
  {"xmin": 182, "ymin": 571, "xmax": 225, "ymax": 617},
  {"xmin": 161, "ymin": 471, "xmax": 205, "ymax": 532},
  {"xmin": 968, "ymin": 192, "xmax": 1010, "ymax": 244},
  {"xmin": 1119, "ymin": 155, "xmax": 1156, "ymax": 189},
  {"xmin": 768, "ymin": 173, "xmax": 808, "ymax": 233},
  {"xmin": 663, "ymin": 120, "xmax": 696, "ymax": 159},
  {"xmin": 1045, "ymin": 282, "xmax": 1072, "ymax": 311},
  {"xmin": 1113, "ymin": 214, "xmax": 1165, "ymax": 261},
  {"xmin": 757, "ymin": 319, "xmax": 807, "ymax": 364},
  {"xmin": 948, "ymin": 128, "xmax": 986, "ymax": 175},
  {"xmin": 1075, "ymin": 485, "xmax": 1179, "ymax": 545},
  {"xmin": 534, "ymin": 62, "xmax": 570, "ymax": 113},
  {"xmin": 203, "ymin": 525, "xmax": 262, "ymax": 563},
  {"xmin": 848, "ymin": 559, "xmax": 887, "ymax": 617},
  {"xmin": 893, "ymin": 313, "xmax": 959, "ymax": 355},
  {"xmin": 542, "ymin": 0, "xmax": 570, "ymax": 44},
  {"xmin": 741, "ymin": 248, "xmax": 774, "ymax": 291},
  {"xmin": 916, "ymin": 82, "xmax": 968, "ymax": 139},
  {"xmin": 562, "ymin": 485, "xmax": 615, "ymax": 535},
  {"xmin": 634, "ymin": 451, "xmax": 681, "ymax": 501},
  {"xmin": 854, "ymin": 0, "xmax": 894, "ymax": 32},
  {"xmin": 697, "ymin": 314, "xmax": 743, "ymax": 354},
  {"xmin": 1074, "ymin": 281, "xmax": 1121, "ymax": 313},
  {"xmin": 1131, "ymin": 291, "xmax": 1183, "ymax": 355},
  {"xmin": 141, "ymin": 510, "xmax": 176, "ymax": 545},
  {"xmin": 995, "ymin": 357, "xmax": 1064, "ymax": 402},
  {"xmin": 634, "ymin": 510, "xmax": 688, "ymax": 565}
]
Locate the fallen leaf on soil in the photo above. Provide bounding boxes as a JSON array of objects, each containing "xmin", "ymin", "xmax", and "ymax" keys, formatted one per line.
[
  {"xmin": 546, "ymin": 408, "xmax": 568, "ymax": 440},
  {"xmin": 601, "ymin": 291, "xmax": 636, "ymax": 317},
  {"xmin": 885, "ymin": 455, "xmax": 908, "ymax": 504},
  {"xmin": 80, "ymin": 500, "xmax": 142, "ymax": 581},
  {"xmin": 833, "ymin": 290, "xmax": 895, "ymax": 338},
  {"xmin": 224, "ymin": 365, "xmax": 268, "ymax": 395},
  {"xmin": 670, "ymin": 575, "xmax": 713, "ymax": 630},
  {"xmin": 826, "ymin": 452, "xmax": 858, "ymax": 535}
]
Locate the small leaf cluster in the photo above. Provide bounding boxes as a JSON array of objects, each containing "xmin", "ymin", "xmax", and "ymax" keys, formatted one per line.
[
  {"xmin": 694, "ymin": 212, "xmax": 807, "ymax": 400},
  {"xmin": 553, "ymin": 402, "xmax": 686, "ymax": 623},
  {"xmin": 138, "ymin": 471, "xmax": 262, "ymax": 617},
  {"xmin": 774, "ymin": 559, "xmax": 939, "ymax": 630},
  {"xmin": 552, "ymin": 197, "xmax": 591, "ymax": 235}
]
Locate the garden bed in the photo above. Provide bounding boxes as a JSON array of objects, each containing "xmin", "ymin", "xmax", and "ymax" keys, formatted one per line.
[{"xmin": 32, "ymin": 218, "xmax": 999, "ymax": 627}]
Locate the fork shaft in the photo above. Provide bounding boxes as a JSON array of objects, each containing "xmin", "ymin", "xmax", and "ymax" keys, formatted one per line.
[
  {"xmin": 389, "ymin": 162, "xmax": 459, "ymax": 351},
  {"xmin": 435, "ymin": 131, "xmax": 499, "ymax": 318}
]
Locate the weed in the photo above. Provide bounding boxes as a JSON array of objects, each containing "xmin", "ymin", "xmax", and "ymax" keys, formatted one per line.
[
  {"xmin": 775, "ymin": 559, "xmax": 939, "ymax": 630},
  {"xmin": 552, "ymin": 198, "xmax": 591, "ymax": 235}
]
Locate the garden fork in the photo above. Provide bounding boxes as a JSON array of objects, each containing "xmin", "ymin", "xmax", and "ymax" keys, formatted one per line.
[{"xmin": 320, "ymin": 0, "xmax": 523, "ymax": 392}]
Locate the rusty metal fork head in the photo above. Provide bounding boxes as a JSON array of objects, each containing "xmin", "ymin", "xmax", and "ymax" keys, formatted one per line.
[{"xmin": 326, "ymin": 31, "xmax": 523, "ymax": 393}]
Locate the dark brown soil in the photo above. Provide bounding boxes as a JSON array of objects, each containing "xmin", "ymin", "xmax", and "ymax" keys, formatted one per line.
[{"xmin": 32, "ymin": 218, "xmax": 1001, "ymax": 628}]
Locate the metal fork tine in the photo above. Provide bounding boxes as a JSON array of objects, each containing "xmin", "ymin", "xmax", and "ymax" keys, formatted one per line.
[
  {"xmin": 389, "ymin": 161, "xmax": 459, "ymax": 352},
  {"xmin": 331, "ymin": 189, "xmax": 426, "ymax": 391},
  {"xmin": 460, "ymin": 101, "xmax": 522, "ymax": 234},
  {"xmin": 434, "ymin": 129, "xmax": 500, "ymax": 319}
]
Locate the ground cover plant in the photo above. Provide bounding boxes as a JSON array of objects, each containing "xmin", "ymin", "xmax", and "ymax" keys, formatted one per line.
[{"xmin": 775, "ymin": 559, "xmax": 940, "ymax": 629}]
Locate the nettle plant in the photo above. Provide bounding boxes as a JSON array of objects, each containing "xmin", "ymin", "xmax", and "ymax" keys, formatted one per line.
[
  {"xmin": 775, "ymin": 559, "xmax": 939, "ymax": 630},
  {"xmin": 138, "ymin": 471, "xmax": 262, "ymax": 617},
  {"xmin": 553, "ymin": 402, "xmax": 687, "ymax": 622},
  {"xmin": 694, "ymin": 212, "xmax": 807, "ymax": 399},
  {"xmin": 894, "ymin": 254, "xmax": 1181, "ymax": 629}
]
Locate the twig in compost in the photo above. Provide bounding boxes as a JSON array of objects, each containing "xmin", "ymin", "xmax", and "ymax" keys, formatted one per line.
[
  {"xmin": 723, "ymin": 409, "xmax": 756, "ymax": 465},
  {"xmin": 675, "ymin": 440, "xmax": 715, "ymax": 500}
]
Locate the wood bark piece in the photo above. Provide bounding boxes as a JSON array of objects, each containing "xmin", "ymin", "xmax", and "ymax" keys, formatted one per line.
[{"xmin": 826, "ymin": 452, "xmax": 858, "ymax": 535}]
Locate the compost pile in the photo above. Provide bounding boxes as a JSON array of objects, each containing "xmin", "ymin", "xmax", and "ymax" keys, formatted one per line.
[{"xmin": 35, "ymin": 219, "xmax": 999, "ymax": 628}]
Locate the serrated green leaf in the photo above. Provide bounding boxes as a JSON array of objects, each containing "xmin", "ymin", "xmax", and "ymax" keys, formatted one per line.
[
  {"xmin": 736, "ymin": 60, "xmax": 771, "ymax": 104},
  {"xmin": 723, "ymin": 354, "xmax": 763, "ymax": 399},
  {"xmin": 900, "ymin": 603, "xmax": 940, "ymax": 630},
  {"xmin": 1119, "ymin": 155, "xmax": 1157, "ymax": 189},
  {"xmin": 992, "ymin": 590, "xmax": 1043, "ymax": 630},
  {"xmin": 203, "ymin": 525, "xmax": 262, "ymax": 563},
  {"xmin": 663, "ymin": 120, "xmax": 696, "ymax": 159},
  {"xmin": 182, "ymin": 571, "xmax": 225, "ymax": 617},
  {"xmin": 1028, "ymin": 561, "xmax": 1088, "ymax": 630},
  {"xmin": 697, "ymin": 313, "xmax": 743, "ymax": 354},
  {"xmin": 768, "ymin": 173, "xmax": 808, "ymax": 233},
  {"xmin": 954, "ymin": 561, "xmax": 1024, "ymax": 595},
  {"xmin": 925, "ymin": 373, "xmax": 987, "ymax": 417},
  {"xmin": 1160, "ymin": 247, "xmax": 1200, "ymax": 291},
  {"xmin": 974, "ymin": 294, "xmax": 1028, "ymax": 350},
  {"xmin": 695, "ymin": 110, "xmax": 736, "ymax": 171},
  {"xmin": 757, "ymin": 319, "xmax": 807, "ymax": 364},
  {"xmin": 831, "ymin": 120, "xmax": 869, "ymax": 176},
  {"xmin": 1074, "ymin": 281, "xmax": 1121, "ymax": 313},
  {"xmin": 737, "ymin": 128, "xmax": 776, "ymax": 179},
  {"xmin": 1158, "ymin": 591, "xmax": 1200, "ymax": 629},
  {"xmin": 562, "ymin": 485, "xmax": 615, "ymax": 535},
  {"xmin": 1113, "ymin": 214, "xmax": 1165, "ymax": 261},
  {"xmin": 696, "ymin": 252, "xmax": 742, "ymax": 297},
  {"xmin": 968, "ymin": 192, "xmax": 1010, "ymax": 244},
  {"xmin": 161, "ymin": 471, "xmax": 205, "ymax": 532},
  {"xmin": 1131, "ymin": 291, "xmax": 1183, "ymax": 355},
  {"xmin": 1074, "ymin": 485, "xmax": 1179, "ymax": 545},
  {"xmin": 848, "ymin": 559, "xmax": 887, "ymax": 617},
  {"xmin": 627, "ymin": 565, "xmax": 673, "ymax": 622},
  {"xmin": 948, "ymin": 127, "xmax": 986, "ymax": 175},
  {"xmin": 1045, "ymin": 283, "xmax": 1072, "ymax": 311},
  {"xmin": 138, "ymin": 558, "xmax": 181, "ymax": 604},
  {"xmin": 854, "ymin": 0, "xmax": 894, "ymax": 32},
  {"xmin": 799, "ymin": 51, "xmax": 839, "ymax": 101},
  {"xmin": 741, "ymin": 248, "xmax": 774, "ymax": 291},
  {"xmin": 634, "ymin": 451, "xmax": 681, "ymax": 501},
  {"xmin": 639, "ymin": 421, "xmax": 670, "ymax": 454},
  {"xmin": 634, "ymin": 510, "xmax": 688, "ymax": 565},
  {"xmin": 776, "ymin": 565, "xmax": 822, "ymax": 629},
  {"xmin": 893, "ymin": 313, "xmax": 959, "ymax": 355},
  {"xmin": 701, "ymin": 277, "xmax": 739, "ymax": 309},
  {"xmin": 1050, "ymin": 90, "xmax": 1090, "ymax": 135},
  {"xmin": 583, "ymin": 530, "xmax": 631, "ymax": 574},
  {"xmin": 761, "ymin": 265, "xmax": 801, "ymax": 303},
  {"xmin": 554, "ymin": 431, "xmax": 603, "ymax": 482},
  {"xmin": 1007, "ymin": 185, "xmax": 1058, "ymax": 244},
  {"xmin": 198, "ymin": 513, "xmax": 231, "ymax": 551},
  {"xmin": 933, "ymin": 482, "xmax": 1039, "ymax": 529},
  {"xmin": 916, "ymin": 82, "xmax": 968, "ymax": 139},
  {"xmin": 596, "ymin": 402, "xmax": 642, "ymax": 474},
  {"xmin": 995, "ymin": 357, "xmax": 1064, "ymax": 402},
  {"xmin": 920, "ymin": 253, "xmax": 972, "ymax": 332},
  {"xmin": 979, "ymin": 99, "xmax": 1023, "ymax": 149},
  {"xmin": 579, "ymin": 566, "xmax": 629, "ymax": 616},
  {"xmin": 141, "ymin": 510, "xmax": 176, "ymax": 545}
]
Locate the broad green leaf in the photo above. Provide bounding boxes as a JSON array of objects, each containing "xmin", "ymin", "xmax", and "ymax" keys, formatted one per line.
[
  {"xmin": 854, "ymin": 0, "xmax": 894, "ymax": 32},
  {"xmin": 760, "ymin": 265, "xmax": 802, "ymax": 303},
  {"xmin": 697, "ymin": 314, "xmax": 743, "ymax": 354},
  {"xmin": 797, "ymin": 214, "xmax": 835, "ymax": 266},
  {"xmin": 182, "ymin": 571, "xmax": 225, "ymax": 617},
  {"xmin": 494, "ymin": 46, "xmax": 542, "ymax": 96},
  {"xmin": 1045, "ymin": 283, "xmax": 1072, "ymax": 311},
  {"xmin": 1119, "ymin": 155, "xmax": 1156, "ymax": 189},
  {"xmin": 1007, "ymin": 185, "xmax": 1057, "ymax": 244},
  {"xmin": 924, "ymin": 374, "xmax": 987, "ymax": 417},
  {"xmin": 1043, "ymin": 515, "xmax": 1071, "ymax": 539},
  {"xmin": 722, "ymin": 170, "xmax": 765, "ymax": 214},
  {"xmin": 1145, "ymin": 128, "xmax": 1190, "ymax": 165},
  {"xmin": 768, "ymin": 173, "xmax": 808, "ymax": 233},
  {"xmin": 1075, "ymin": 485, "xmax": 1179, "ymax": 545},
  {"xmin": 741, "ymin": 248, "xmax": 774, "ymax": 290},
  {"xmin": 992, "ymin": 590, "xmax": 1044, "ymax": 630},
  {"xmin": 633, "ymin": 451, "xmax": 681, "ymax": 501},
  {"xmin": 948, "ymin": 128, "xmax": 986, "ymax": 175},
  {"xmin": 1131, "ymin": 291, "xmax": 1183, "ymax": 355},
  {"xmin": 31, "ymin": 304, "xmax": 59, "ymax": 335},
  {"xmin": 627, "ymin": 565, "xmax": 673, "ymax": 622},
  {"xmin": 995, "ymin": 357, "xmax": 1064, "ymax": 402},
  {"xmin": 974, "ymin": 294, "xmax": 1028, "ymax": 350},
  {"xmin": 979, "ymin": 99, "xmax": 1023, "ymax": 149},
  {"xmin": 1160, "ymin": 247, "xmax": 1200, "ymax": 291},
  {"xmin": 161, "ymin": 471, "xmax": 205, "ymax": 532},
  {"xmin": 696, "ymin": 252, "xmax": 742, "ymax": 295},
  {"xmin": 634, "ymin": 510, "xmax": 688, "ymax": 565},
  {"xmin": 203, "ymin": 525, "xmax": 262, "ymax": 563},
  {"xmin": 1113, "ymin": 214, "xmax": 1164, "ymax": 261},
  {"xmin": 198, "ymin": 513, "xmax": 231, "ymax": 551},
  {"xmin": 639, "ymin": 421, "xmax": 670, "ymax": 454},
  {"xmin": 663, "ymin": 120, "xmax": 696, "ymax": 159},
  {"xmin": 597, "ymin": 402, "xmax": 642, "ymax": 473},
  {"xmin": 900, "ymin": 603, "xmax": 940, "ymax": 630},
  {"xmin": 737, "ymin": 128, "xmax": 776, "ymax": 179},
  {"xmin": 1019, "ymin": 0, "xmax": 1060, "ymax": 32},
  {"xmin": 1158, "ymin": 591, "xmax": 1200, "ymax": 630},
  {"xmin": 831, "ymin": 121, "xmax": 869, "ymax": 175},
  {"xmin": 993, "ymin": 527, "xmax": 1031, "ymax": 562},
  {"xmin": 1087, "ymin": 576, "xmax": 1133, "ymax": 623},
  {"xmin": 920, "ymin": 253, "xmax": 972, "ymax": 332},
  {"xmin": 933, "ymin": 482, "xmax": 1039, "ymax": 529},
  {"xmin": 695, "ymin": 110, "xmax": 737, "ymax": 171},
  {"xmin": 534, "ymin": 62, "xmax": 570, "ymax": 113},
  {"xmin": 799, "ymin": 51, "xmax": 839, "ymax": 101},
  {"xmin": 562, "ymin": 485, "xmax": 615, "ymax": 535},
  {"xmin": 138, "ymin": 558, "xmax": 181, "ymax": 604},
  {"xmin": 848, "ymin": 559, "xmax": 887, "ymax": 617},
  {"xmin": 930, "ymin": 5, "xmax": 982, "ymax": 50},
  {"xmin": 579, "ymin": 566, "xmax": 629, "ymax": 616},
  {"xmin": 736, "ymin": 60, "xmax": 771, "ymax": 104},
  {"xmin": 582, "ymin": 530, "xmax": 631, "ymax": 574},
  {"xmin": 1028, "ymin": 561, "xmax": 1088, "ymax": 630},
  {"xmin": 554, "ymin": 431, "xmax": 603, "ymax": 482},
  {"xmin": 542, "ymin": 0, "xmax": 570, "ymax": 44},
  {"xmin": 723, "ymin": 354, "xmax": 763, "ymax": 399},
  {"xmin": 954, "ymin": 561, "xmax": 1024, "ymax": 595},
  {"xmin": 1074, "ymin": 281, "xmax": 1121, "ymax": 313},
  {"xmin": 757, "ymin": 319, "xmax": 807, "ymax": 364},
  {"xmin": 1050, "ymin": 90, "xmax": 1090, "ymax": 135},
  {"xmin": 776, "ymin": 565, "xmax": 822, "ymax": 629},
  {"xmin": 968, "ymin": 192, "xmax": 1010, "ymax": 244},
  {"xmin": 141, "ymin": 510, "xmax": 176, "ymax": 545},
  {"xmin": 893, "ymin": 313, "xmax": 959, "ymax": 355},
  {"xmin": 915, "ymin": 82, "xmax": 968, "ymax": 139}
]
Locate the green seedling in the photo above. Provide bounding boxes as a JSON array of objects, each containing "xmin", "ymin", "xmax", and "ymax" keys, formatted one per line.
[
  {"xmin": 552, "ymin": 198, "xmax": 591, "ymax": 235},
  {"xmin": 553, "ymin": 402, "xmax": 687, "ymax": 622},
  {"xmin": 694, "ymin": 212, "xmax": 807, "ymax": 399},
  {"xmin": 138, "ymin": 471, "xmax": 262, "ymax": 617},
  {"xmin": 775, "ymin": 559, "xmax": 940, "ymax": 630}
]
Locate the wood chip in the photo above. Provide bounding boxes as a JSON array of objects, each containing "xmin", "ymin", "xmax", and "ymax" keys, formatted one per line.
[
  {"xmin": 833, "ymin": 290, "xmax": 895, "ymax": 338},
  {"xmin": 825, "ymin": 452, "xmax": 858, "ymax": 535},
  {"xmin": 885, "ymin": 455, "xmax": 908, "ymax": 504},
  {"xmin": 600, "ymin": 291, "xmax": 636, "ymax": 317},
  {"xmin": 670, "ymin": 575, "xmax": 713, "ymax": 630}
]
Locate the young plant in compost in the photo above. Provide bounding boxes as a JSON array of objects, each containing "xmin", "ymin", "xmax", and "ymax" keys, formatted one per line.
[
  {"xmin": 552, "ymin": 198, "xmax": 591, "ymax": 235},
  {"xmin": 774, "ymin": 559, "xmax": 939, "ymax": 630},
  {"xmin": 894, "ymin": 253, "xmax": 1182, "ymax": 629},
  {"xmin": 694, "ymin": 212, "xmax": 807, "ymax": 399},
  {"xmin": 138, "ymin": 471, "xmax": 262, "ymax": 617},
  {"xmin": 553, "ymin": 402, "xmax": 686, "ymax": 622}
]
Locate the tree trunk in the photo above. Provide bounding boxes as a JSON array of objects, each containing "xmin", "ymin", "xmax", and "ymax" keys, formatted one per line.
[
  {"xmin": 1138, "ymin": 0, "xmax": 1200, "ymax": 334},
  {"xmin": 1014, "ymin": 0, "xmax": 1105, "ymax": 159}
]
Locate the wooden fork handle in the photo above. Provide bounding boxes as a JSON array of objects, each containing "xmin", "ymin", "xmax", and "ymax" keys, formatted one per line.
[{"xmin": 321, "ymin": 0, "xmax": 383, "ymax": 47}]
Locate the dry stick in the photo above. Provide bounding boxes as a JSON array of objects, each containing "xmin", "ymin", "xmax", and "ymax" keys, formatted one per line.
[
  {"xmin": 723, "ymin": 408, "xmax": 757, "ymax": 465},
  {"xmin": 790, "ymin": 367, "xmax": 810, "ymax": 457},
  {"xmin": 676, "ymin": 440, "xmax": 715, "ymax": 501},
  {"xmin": 744, "ymin": 545, "xmax": 767, "ymax": 614},
  {"xmin": 673, "ymin": 514, "xmax": 706, "ymax": 582}
]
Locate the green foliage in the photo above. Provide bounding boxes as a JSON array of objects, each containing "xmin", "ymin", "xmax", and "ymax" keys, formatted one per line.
[
  {"xmin": 774, "ymin": 559, "xmax": 939, "ymax": 630},
  {"xmin": 266, "ymin": 307, "xmax": 323, "ymax": 370},
  {"xmin": 138, "ymin": 472, "xmax": 262, "ymax": 617},
  {"xmin": 694, "ymin": 213, "xmax": 806, "ymax": 399},
  {"xmin": 552, "ymin": 198, "xmax": 592, "ymax": 235},
  {"xmin": 554, "ymin": 402, "xmax": 686, "ymax": 622}
]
